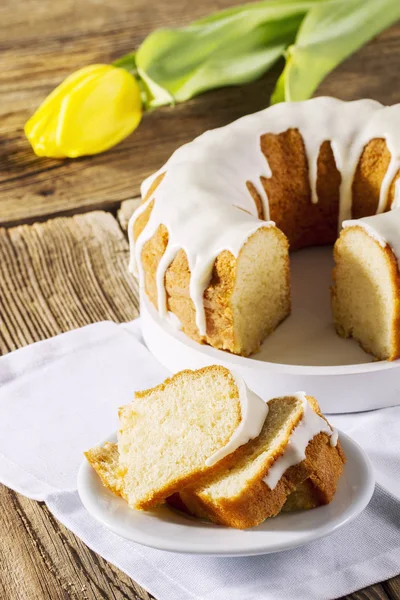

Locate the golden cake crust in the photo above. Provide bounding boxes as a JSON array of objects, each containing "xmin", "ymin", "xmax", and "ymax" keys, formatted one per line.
[
  {"xmin": 261, "ymin": 130, "xmax": 341, "ymax": 249},
  {"xmin": 117, "ymin": 366, "xmax": 265, "ymax": 510},
  {"xmin": 84, "ymin": 442, "xmax": 125, "ymax": 498},
  {"xmin": 177, "ymin": 433, "xmax": 345, "ymax": 529}
]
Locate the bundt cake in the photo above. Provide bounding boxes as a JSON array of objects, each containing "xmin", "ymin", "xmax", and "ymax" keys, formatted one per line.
[
  {"xmin": 85, "ymin": 369, "xmax": 344, "ymax": 530},
  {"xmin": 332, "ymin": 208, "xmax": 400, "ymax": 361},
  {"xmin": 128, "ymin": 97, "xmax": 400, "ymax": 359}
]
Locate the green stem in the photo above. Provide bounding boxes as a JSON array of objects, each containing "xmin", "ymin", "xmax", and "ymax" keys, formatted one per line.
[
  {"xmin": 113, "ymin": 53, "xmax": 138, "ymax": 75},
  {"xmin": 113, "ymin": 53, "xmax": 155, "ymax": 111}
]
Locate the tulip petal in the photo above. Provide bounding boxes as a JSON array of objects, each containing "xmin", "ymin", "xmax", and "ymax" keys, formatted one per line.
[
  {"xmin": 25, "ymin": 65, "xmax": 112, "ymax": 158},
  {"xmin": 56, "ymin": 67, "xmax": 142, "ymax": 157},
  {"xmin": 29, "ymin": 65, "xmax": 111, "ymax": 125},
  {"xmin": 25, "ymin": 108, "xmax": 67, "ymax": 158}
]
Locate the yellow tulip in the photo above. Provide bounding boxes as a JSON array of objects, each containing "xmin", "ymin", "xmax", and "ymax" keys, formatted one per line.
[{"xmin": 25, "ymin": 64, "xmax": 143, "ymax": 158}]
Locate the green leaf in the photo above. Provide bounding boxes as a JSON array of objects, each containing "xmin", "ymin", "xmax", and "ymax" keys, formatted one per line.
[
  {"xmin": 135, "ymin": 0, "xmax": 323, "ymax": 108},
  {"xmin": 271, "ymin": 0, "xmax": 400, "ymax": 104}
]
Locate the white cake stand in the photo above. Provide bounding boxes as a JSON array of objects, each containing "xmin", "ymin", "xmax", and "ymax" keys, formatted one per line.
[{"xmin": 141, "ymin": 246, "xmax": 400, "ymax": 414}]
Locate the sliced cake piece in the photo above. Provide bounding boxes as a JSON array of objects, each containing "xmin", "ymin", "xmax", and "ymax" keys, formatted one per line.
[
  {"xmin": 85, "ymin": 385, "xmax": 345, "ymax": 529},
  {"xmin": 134, "ymin": 207, "xmax": 291, "ymax": 358},
  {"xmin": 84, "ymin": 442, "xmax": 124, "ymax": 498},
  {"xmin": 171, "ymin": 394, "xmax": 344, "ymax": 529},
  {"xmin": 117, "ymin": 366, "xmax": 268, "ymax": 510},
  {"xmin": 167, "ymin": 479, "xmax": 323, "ymax": 517},
  {"xmin": 84, "ymin": 444, "xmax": 324, "ymax": 515},
  {"xmin": 332, "ymin": 211, "xmax": 400, "ymax": 361}
]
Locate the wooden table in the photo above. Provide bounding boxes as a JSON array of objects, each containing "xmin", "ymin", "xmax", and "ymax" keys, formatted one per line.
[{"xmin": 1, "ymin": 1, "xmax": 399, "ymax": 598}]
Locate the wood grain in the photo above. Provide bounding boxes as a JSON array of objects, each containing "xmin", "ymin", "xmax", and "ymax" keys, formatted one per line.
[
  {"xmin": 0, "ymin": 210, "xmax": 153, "ymax": 599},
  {"xmin": 1, "ymin": 0, "xmax": 400, "ymax": 598},
  {"xmin": 118, "ymin": 198, "xmax": 141, "ymax": 231},
  {"xmin": 385, "ymin": 578, "xmax": 400, "ymax": 599},
  {"xmin": 1, "ymin": 0, "xmax": 400, "ymax": 227},
  {"xmin": 0, "ymin": 211, "xmax": 138, "ymax": 353},
  {"xmin": 0, "ymin": 485, "xmax": 154, "ymax": 600}
]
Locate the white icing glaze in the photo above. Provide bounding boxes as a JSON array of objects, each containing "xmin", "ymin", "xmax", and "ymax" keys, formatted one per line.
[
  {"xmin": 205, "ymin": 372, "xmax": 268, "ymax": 467},
  {"xmin": 262, "ymin": 392, "xmax": 337, "ymax": 491},
  {"xmin": 392, "ymin": 180, "xmax": 400, "ymax": 209},
  {"xmin": 330, "ymin": 428, "xmax": 339, "ymax": 448},
  {"xmin": 165, "ymin": 311, "xmax": 182, "ymax": 330},
  {"xmin": 129, "ymin": 97, "xmax": 400, "ymax": 334},
  {"xmin": 343, "ymin": 207, "xmax": 400, "ymax": 265}
]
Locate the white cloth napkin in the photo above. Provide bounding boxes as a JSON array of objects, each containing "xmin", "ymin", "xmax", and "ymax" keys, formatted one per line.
[{"xmin": 0, "ymin": 319, "xmax": 399, "ymax": 600}]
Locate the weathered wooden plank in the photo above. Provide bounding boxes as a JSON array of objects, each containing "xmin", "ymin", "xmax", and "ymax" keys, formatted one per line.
[
  {"xmin": 1, "ymin": 0, "xmax": 400, "ymax": 227},
  {"xmin": 384, "ymin": 576, "xmax": 400, "ymax": 599},
  {"xmin": 0, "ymin": 485, "xmax": 154, "ymax": 600},
  {"xmin": 340, "ymin": 584, "xmax": 391, "ymax": 600},
  {"xmin": 0, "ymin": 211, "xmax": 138, "ymax": 353},
  {"xmin": 118, "ymin": 198, "xmax": 141, "ymax": 231},
  {"xmin": 0, "ymin": 210, "xmax": 151, "ymax": 599}
]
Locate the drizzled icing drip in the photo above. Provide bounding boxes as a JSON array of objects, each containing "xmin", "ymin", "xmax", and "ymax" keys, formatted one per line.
[
  {"xmin": 129, "ymin": 161, "xmax": 274, "ymax": 335},
  {"xmin": 263, "ymin": 392, "xmax": 337, "ymax": 491},
  {"xmin": 343, "ymin": 207, "xmax": 400, "ymax": 264},
  {"xmin": 129, "ymin": 97, "xmax": 400, "ymax": 334},
  {"xmin": 165, "ymin": 311, "xmax": 182, "ymax": 330},
  {"xmin": 330, "ymin": 429, "xmax": 339, "ymax": 448},
  {"xmin": 205, "ymin": 372, "xmax": 268, "ymax": 467}
]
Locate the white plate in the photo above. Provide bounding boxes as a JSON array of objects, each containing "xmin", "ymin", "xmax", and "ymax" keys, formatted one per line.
[
  {"xmin": 78, "ymin": 431, "xmax": 375, "ymax": 556},
  {"xmin": 141, "ymin": 246, "xmax": 400, "ymax": 414}
]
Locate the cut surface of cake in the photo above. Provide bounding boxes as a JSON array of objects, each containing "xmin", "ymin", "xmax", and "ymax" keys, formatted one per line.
[
  {"xmin": 332, "ymin": 209, "xmax": 400, "ymax": 361},
  {"xmin": 117, "ymin": 366, "xmax": 268, "ymax": 509},
  {"xmin": 172, "ymin": 393, "xmax": 344, "ymax": 529},
  {"xmin": 280, "ymin": 478, "xmax": 324, "ymax": 512},
  {"xmin": 129, "ymin": 97, "xmax": 400, "ymax": 359}
]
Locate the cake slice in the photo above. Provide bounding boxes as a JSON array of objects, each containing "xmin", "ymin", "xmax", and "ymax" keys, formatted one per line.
[
  {"xmin": 86, "ymin": 390, "xmax": 344, "ymax": 529},
  {"xmin": 332, "ymin": 212, "xmax": 400, "ymax": 361},
  {"xmin": 133, "ymin": 181, "xmax": 291, "ymax": 358},
  {"xmin": 85, "ymin": 442, "xmax": 124, "ymax": 498},
  {"xmin": 85, "ymin": 446, "xmax": 325, "ymax": 515},
  {"xmin": 117, "ymin": 366, "xmax": 268, "ymax": 510},
  {"xmin": 169, "ymin": 394, "xmax": 344, "ymax": 529}
]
